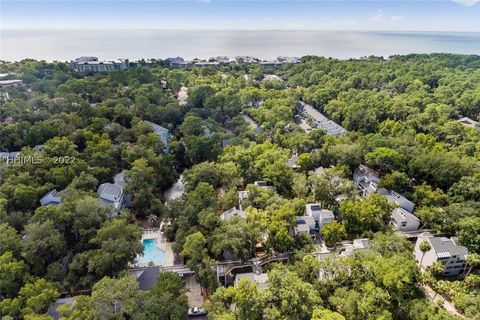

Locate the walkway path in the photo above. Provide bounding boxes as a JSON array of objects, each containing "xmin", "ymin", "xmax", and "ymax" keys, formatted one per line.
[{"xmin": 420, "ymin": 284, "xmax": 465, "ymax": 318}]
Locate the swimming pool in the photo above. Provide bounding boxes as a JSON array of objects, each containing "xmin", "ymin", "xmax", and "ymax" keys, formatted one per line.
[{"xmin": 139, "ymin": 238, "xmax": 165, "ymax": 265}]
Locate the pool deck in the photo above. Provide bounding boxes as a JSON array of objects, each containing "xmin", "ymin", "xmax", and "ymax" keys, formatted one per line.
[{"xmin": 138, "ymin": 229, "xmax": 175, "ymax": 267}]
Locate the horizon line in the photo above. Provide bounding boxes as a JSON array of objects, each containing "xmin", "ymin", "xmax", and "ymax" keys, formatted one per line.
[{"xmin": 3, "ymin": 28, "xmax": 480, "ymax": 33}]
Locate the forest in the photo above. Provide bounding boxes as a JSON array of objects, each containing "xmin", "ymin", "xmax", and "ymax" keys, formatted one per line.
[{"xmin": 0, "ymin": 53, "xmax": 479, "ymax": 320}]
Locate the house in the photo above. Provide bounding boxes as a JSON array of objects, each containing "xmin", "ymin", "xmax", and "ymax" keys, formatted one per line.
[
  {"xmin": 341, "ymin": 238, "xmax": 370, "ymax": 257},
  {"xmin": 294, "ymin": 216, "xmax": 316, "ymax": 236},
  {"xmin": 97, "ymin": 172, "xmax": 127, "ymax": 216},
  {"xmin": 0, "ymin": 80, "xmax": 23, "ymax": 88},
  {"xmin": 165, "ymin": 57, "xmax": 189, "ymax": 67},
  {"xmin": 145, "ymin": 121, "xmax": 170, "ymax": 152},
  {"xmin": 69, "ymin": 57, "xmax": 128, "ymax": 73},
  {"xmin": 220, "ymin": 207, "xmax": 246, "ymax": 221},
  {"xmin": 235, "ymin": 56, "xmax": 260, "ymax": 64},
  {"xmin": 458, "ymin": 117, "xmax": 478, "ymax": 129},
  {"xmin": 235, "ymin": 272, "xmax": 269, "ymax": 289},
  {"xmin": 305, "ymin": 204, "xmax": 335, "ymax": 231},
  {"xmin": 391, "ymin": 207, "xmax": 420, "ymax": 232},
  {"xmin": 414, "ymin": 235, "xmax": 469, "ymax": 277},
  {"xmin": 298, "ymin": 101, "xmax": 347, "ymax": 136},
  {"xmin": 47, "ymin": 298, "xmax": 76, "ymax": 320},
  {"xmin": 353, "ymin": 164, "xmax": 380, "ymax": 196},
  {"xmin": 40, "ymin": 189, "xmax": 62, "ymax": 206},
  {"xmin": 378, "ymin": 188, "xmax": 415, "ymax": 213}
]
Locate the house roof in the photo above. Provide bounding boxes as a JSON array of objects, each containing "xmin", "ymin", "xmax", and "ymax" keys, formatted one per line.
[
  {"xmin": 114, "ymin": 171, "xmax": 126, "ymax": 188},
  {"xmin": 429, "ymin": 237, "xmax": 469, "ymax": 260},
  {"xmin": 236, "ymin": 272, "xmax": 269, "ymax": 289},
  {"xmin": 287, "ymin": 155, "xmax": 300, "ymax": 169},
  {"xmin": 128, "ymin": 266, "xmax": 161, "ymax": 290},
  {"xmin": 319, "ymin": 209, "xmax": 334, "ymax": 220},
  {"xmin": 296, "ymin": 215, "xmax": 316, "ymax": 228},
  {"xmin": 98, "ymin": 183, "xmax": 123, "ymax": 203},
  {"xmin": 40, "ymin": 189, "xmax": 62, "ymax": 206},
  {"xmin": 145, "ymin": 121, "xmax": 169, "ymax": 134},
  {"xmin": 355, "ymin": 164, "xmax": 380, "ymax": 183},
  {"xmin": 299, "ymin": 101, "xmax": 347, "ymax": 135},
  {"xmin": 458, "ymin": 117, "xmax": 478, "ymax": 128},
  {"xmin": 391, "ymin": 207, "xmax": 419, "ymax": 224},
  {"xmin": 220, "ymin": 207, "xmax": 247, "ymax": 221}
]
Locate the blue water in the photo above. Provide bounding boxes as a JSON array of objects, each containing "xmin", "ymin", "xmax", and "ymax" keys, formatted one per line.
[
  {"xmin": 1, "ymin": 30, "xmax": 479, "ymax": 62},
  {"xmin": 139, "ymin": 238, "xmax": 165, "ymax": 265}
]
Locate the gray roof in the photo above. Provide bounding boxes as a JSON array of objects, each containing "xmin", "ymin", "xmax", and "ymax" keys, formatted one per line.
[
  {"xmin": 391, "ymin": 207, "xmax": 419, "ymax": 223},
  {"xmin": 319, "ymin": 209, "xmax": 335, "ymax": 220},
  {"xmin": 355, "ymin": 164, "xmax": 380, "ymax": 183},
  {"xmin": 114, "ymin": 171, "xmax": 126, "ymax": 188},
  {"xmin": 40, "ymin": 189, "xmax": 62, "ymax": 206},
  {"xmin": 429, "ymin": 237, "xmax": 469, "ymax": 260},
  {"xmin": 98, "ymin": 183, "xmax": 123, "ymax": 206},
  {"xmin": 299, "ymin": 101, "xmax": 347, "ymax": 135},
  {"xmin": 145, "ymin": 121, "xmax": 169, "ymax": 134},
  {"xmin": 220, "ymin": 207, "xmax": 246, "ymax": 221},
  {"xmin": 287, "ymin": 155, "xmax": 300, "ymax": 169},
  {"xmin": 128, "ymin": 266, "xmax": 161, "ymax": 290}
]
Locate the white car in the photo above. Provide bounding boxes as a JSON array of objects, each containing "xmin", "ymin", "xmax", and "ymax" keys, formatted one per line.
[{"xmin": 188, "ymin": 307, "xmax": 207, "ymax": 317}]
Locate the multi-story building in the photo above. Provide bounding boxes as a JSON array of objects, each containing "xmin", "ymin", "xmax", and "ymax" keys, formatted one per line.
[
  {"xmin": 391, "ymin": 207, "xmax": 420, "ymax": 232},
  {"xmin": 414, "ymin": 235, "xmax": 469, "ymax": 277},
  {"xmin": 70, "ymin": 57, "xmax": 129, "ymax": 73},
  {"xmin": 305, "ymin": 204, "xmax": 335, "ymax": 231}
]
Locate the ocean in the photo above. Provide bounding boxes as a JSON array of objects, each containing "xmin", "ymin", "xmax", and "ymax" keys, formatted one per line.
[{"xmin": 1, "ymin": 29, "xmax": 479, "ymax": 62}]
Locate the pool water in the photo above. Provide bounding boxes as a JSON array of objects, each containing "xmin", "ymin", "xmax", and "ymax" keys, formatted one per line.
[{"xmin": 139, "ymin": 238, "xmax": 165, "ymax": 265}]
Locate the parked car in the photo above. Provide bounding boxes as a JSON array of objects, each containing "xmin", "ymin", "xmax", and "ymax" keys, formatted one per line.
[{"xmin": 188, "ymin": 307, "xmax": 207, "ymax": 317}]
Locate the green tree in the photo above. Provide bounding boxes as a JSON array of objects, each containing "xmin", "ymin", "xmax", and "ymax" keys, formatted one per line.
[
  {"xmin": 311, "ymin": 308, "xmax": 345, "ymax": 320},
  {"xmin": 0, "ymin": 223, "xmax": 21, "ymax": 255},
  {"xmin": 419, "ymin": 240, "xmax": 432, "ymax": 268},
  {"xmin": 0, "ymin": 252, "xmax": 29, "ymax": 298},
  {"xmin": 365, "ymin": 147, "xmax": 404, "ymax": 174},
  {"xmin": 21, "ymin": 220, "xmax": 66, "ymax": 275},
  {"xmin": 87, "ymin": 220, "xmax": 143, "ymax": 278},
  {"xmin": 321, "ymin": 221, "xmax": 347, "ymax": 247}
]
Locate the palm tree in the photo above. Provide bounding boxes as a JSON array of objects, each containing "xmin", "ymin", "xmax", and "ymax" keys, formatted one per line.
[
  {"xmin": 419, "ymin": 240, "xmax": 432, "ymax": 268},
  {"xmin": 147, "ymin": 214, "xmax": 159, "ymax": 228},
  {"xmin": 464, "ymin": 253, "xmax": 480, "ymax": 278}
]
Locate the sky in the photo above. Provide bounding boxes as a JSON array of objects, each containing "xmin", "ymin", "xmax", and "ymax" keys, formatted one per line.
[{"xmin": 1, "ymin": 0, "xmax": 480, "ymax": 32}]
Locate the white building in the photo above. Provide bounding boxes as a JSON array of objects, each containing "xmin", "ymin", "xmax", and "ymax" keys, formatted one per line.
[
  {"xmin": 70, "ymin": 57, "xmax": 129, "ymax": 73},
  {"xmin": 97, "ymin": 171, "xmax": 128, "ymax": 216},
  {"xmin": 414, "ymin": 235, "xmax": 469, "ymax": 277},
  {"xmin": 353, "ymin": 164, "xmax": 380, "ymax": 196},
  {"xmin": 391, "ymin": 207, "xmax": 420, "ymax": 232},
  {"xmin": 305, "ymin": 204, "xmax": 335, "ymax": 231},
  {"xmin": 0, "ymin": 80, "xmax": 23, "ymax": 88}
]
